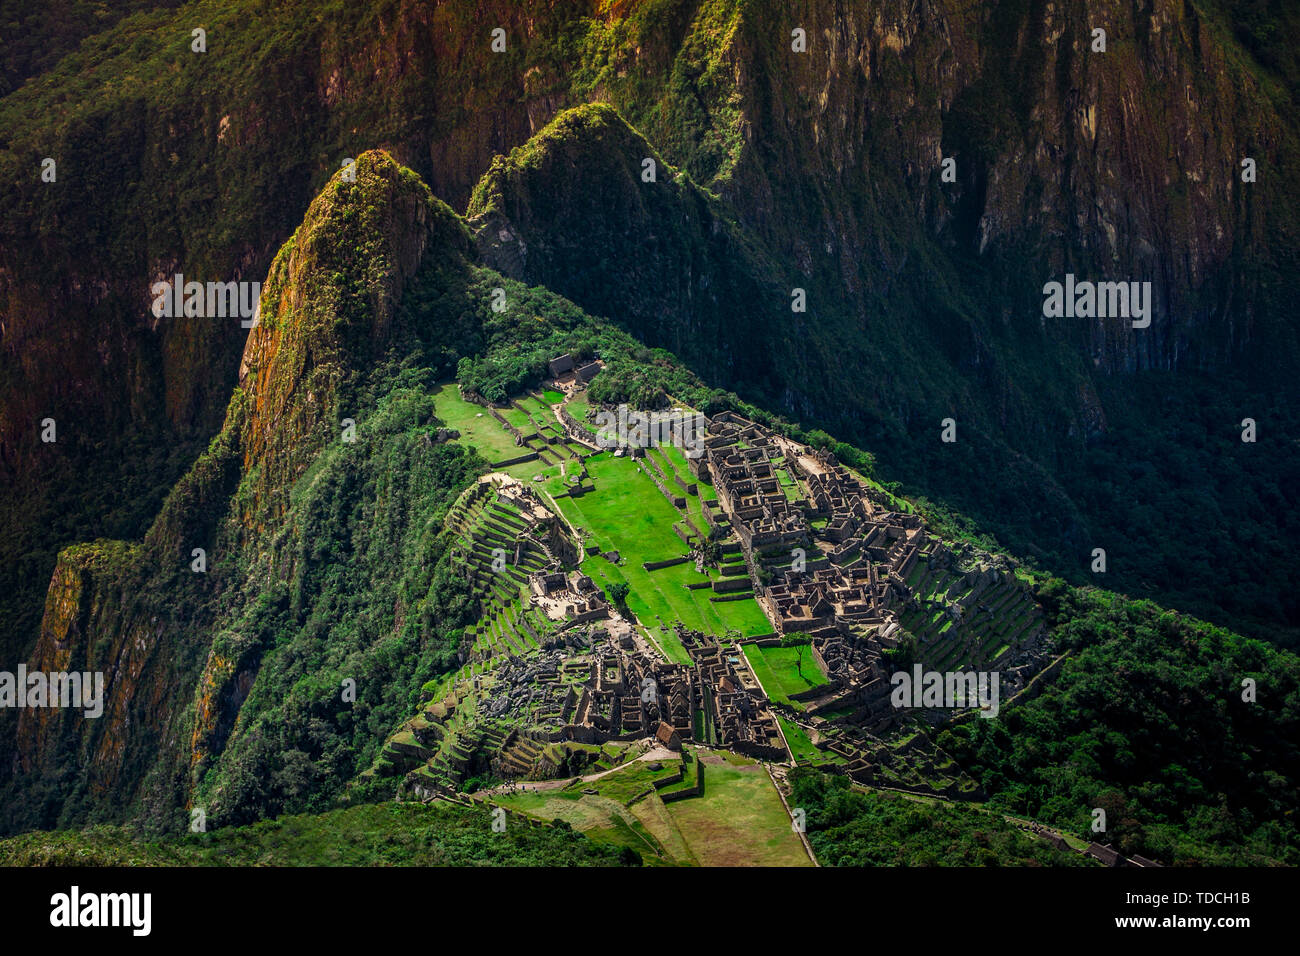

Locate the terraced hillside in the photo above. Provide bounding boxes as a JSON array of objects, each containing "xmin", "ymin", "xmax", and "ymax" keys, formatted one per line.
[
  {"xmin": 376, "ymin": 479, "xmax": 575, "ymax": 791},
  {"xmin": 363, "ymin": 372, "xmax": 1054, "ymax": 820},
  {"xmin": 6, "ymin": 145, "xmax": 1295, "ymax": 868}
]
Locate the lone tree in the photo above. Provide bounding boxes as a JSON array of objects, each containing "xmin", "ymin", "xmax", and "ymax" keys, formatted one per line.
[
  {"xmin": 781, "ymin": 634, "xmax": 810, "ymax": 679},
  {"xmin": 607, "ymin": 581, "xmax": 630, "ymax": 607}
]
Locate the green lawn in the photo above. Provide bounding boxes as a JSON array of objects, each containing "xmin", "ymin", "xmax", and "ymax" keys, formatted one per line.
[
  {"xmin": 490, "ymin": 758, "xmax": 690, "ymax": 864},
  {"xmin": 560, "ymin": 453, "xmax": 687, "ymax": 559},
  {"xmin": 644, "ymin": 619, "xmax": 693, "ymax": 665},
  {"xmin": 432, "ymin": 382, "xmax": 527, "ymax": 464},
  {"xmin": 814, "ymin": 704, "xmax": 857, "ymax": 721},
  {"xmin": 433, "ymin": 383, "xmax": 583, "ymax": 486},
  {"xmin": 502, "ymin": 458, "xmax": 564, "ymax": 486},
  {"xmin": 647, "ymin": 445, "xmax": 686, "ymax": 485},
  {"xmin": 498, "ymin": 405, "xmax": 535, "ymax": 432},
  {"xmin": 775, "ymin": 465, "xmax": 802, "ymax": 501},
  {"xmin": 566, "ymin": 396, "xmax": 593, "ymax": 429},
  {"xmin": 551, "ymin": 453, "xmax": 771, "ymax": 659},
  {"xmin": 661, "ymin": 444, "xmax": 714, "ymax": 501},
  {"xmin": 569, "ymin": 758, "xmax": 684, "ymax": 803},
  {"xmin": 680, "ymin": 491, "xmax": 709, "ymax": 532},
  {"xmin": 743, "ymin": 644, "xmax": 829, "ymax": 706},
  {"xmin": 576, "ymin": 556, "xmax": 768, "ymax": 661},
  {"xmin": 777, "ymin": 716, "xmax": 819, "ymax": 764},
  {"xmin": 438, "ymin": 388, "xmax": 770, "ymax": 657},
  {"xmin": 657, "ymin": 750, "xmax": 701, "ymax": 796},
  {"xmin": 490, "ymin": 789, "xmax": 669, "ymax": 862},
  {"xmin": 492, "ymin": 753, "xmax": 810, "ymax": 866},
  {"xmin": 519, "ymin": 395, "xmax": 554, "ymax": 417},
  {"xmin": 663, "ymin": 757, "xmax": 811, "ymax": 866}
]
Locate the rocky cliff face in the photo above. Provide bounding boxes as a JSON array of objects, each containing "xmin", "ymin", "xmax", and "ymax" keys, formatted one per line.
[
  {"xmin": 0, "ymin": 109, "xmax": 1293, "ymax": 839},
  {"xmin": 439, "ymin": 2, "xmax": 1300, "ymax": 643},
  {"xmin": 0, "ymin": 0, "xmax": 709, "ymax": 661},
  {"xmin": 18, "ymin": 542, "xmax": 147, "ymax": 795},
  {"xmin": 468, "ymin": 2, "xmax": 1296, "ymax": 404},
  {"xmin": 726, "ymin": 0, "xmax": 1295, "ymax": 375},
  {"xmin": 468, "ymin": 103, "xmax": 791, "ymax": 389},
  {"xmin": 10, "ymin": 0, "xmax": 1286, "ymax": 468}
]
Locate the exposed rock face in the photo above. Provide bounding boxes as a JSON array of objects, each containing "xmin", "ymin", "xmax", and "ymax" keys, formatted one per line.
[
  {"xmin": 468, "ymin": 103, "xmax": 790, "ymax": 387},
  {"xmin": 468, "ymin": 2, "xmax": 1295, "ymax": 391},
  {"xmin": 4, "ymin": 0, "xmax": 1290, "ymax": 469},
  {"xmin": 15, "ymin": 539, "xmax": 184, "ymax": 810},
  {"xmin": 234, "ymin": 155, "xmax": 453, "ymax": 524},
  {"xmin": 726, "ymin": 0, "xmax": 1288, "ymax": 370},
  {"xmin": 0, "ymin": 0, "xmax": 638, "ymax": 662}
]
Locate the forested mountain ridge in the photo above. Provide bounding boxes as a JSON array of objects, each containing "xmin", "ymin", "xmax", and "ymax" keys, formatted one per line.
[{"xmin": 2, "ymin": 1, "xmax": 1297, "ymax": 665}]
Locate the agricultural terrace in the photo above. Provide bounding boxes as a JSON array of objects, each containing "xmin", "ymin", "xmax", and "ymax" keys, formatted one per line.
[{"xmin": 662, "ymin": 752, "xmax": 812, "ymax": 866}]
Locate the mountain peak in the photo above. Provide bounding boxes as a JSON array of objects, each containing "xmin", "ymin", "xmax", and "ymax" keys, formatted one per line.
[{"xmin": 235, "ymin": 150, "xmax": 469, "ymax": 518}]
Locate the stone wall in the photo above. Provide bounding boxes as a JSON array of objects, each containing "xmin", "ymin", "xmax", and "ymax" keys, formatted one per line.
[
  {"xmin": 488, "ymin": 406, "xmax": 529, "ymax": 443},
  {"xmin": 639, "ymin": 460, "xmax": 686, "ymax": 508},
  {"xmin": 643, "ymin": 556, "xmax": 690, "ymax": 571},
  {"xmin": 659, "ymin": 760, "xmax": 704, "ymax": 803},
  {"xmin": 558, "ymin": 406, "xmax": 601, "ymax": 450},
  {"xmin": 491, "ymin": 451, "xmax": 539, "ymax": 468},
  {"xmin": 712, "ymin": 576, "xmax": 753, "ymax": 594},
  {"xmin": 789, "ymin": 678, "xmax": 844, "ymax": 703}
]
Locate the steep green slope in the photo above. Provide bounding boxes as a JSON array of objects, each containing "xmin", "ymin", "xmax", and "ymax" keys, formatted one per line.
[
  {"xmin": 0, "ymin": 0, "xmax": 735, "ymax": 663},
  {"xmin": 467, "ymin": 100, "xmax": 1300, "ymax": 647},
  {"xmin": 468, "ymin": 103, "xmax": 793, "ymax": 405},
  {"xmin": 0, "ymin": 144, "xmax": 814, "ymax": 835},
  {"xmin": 938, "ymin": 583, "xmax": 1300, "ymax": 865},
  {"xmin": 788, "ymin": 770, "xmax": 1096, "ymax": 867},
  {"xmin": 3, "ymin": 151, "xmax": 492, "ymax": 834},
  {"xmin": 0, "ymin": 801, "xmax": 635, "ymax": 866},
  {"xmin": 0, "ymin": 0, "xmax": 180, "ymax": 96}
]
